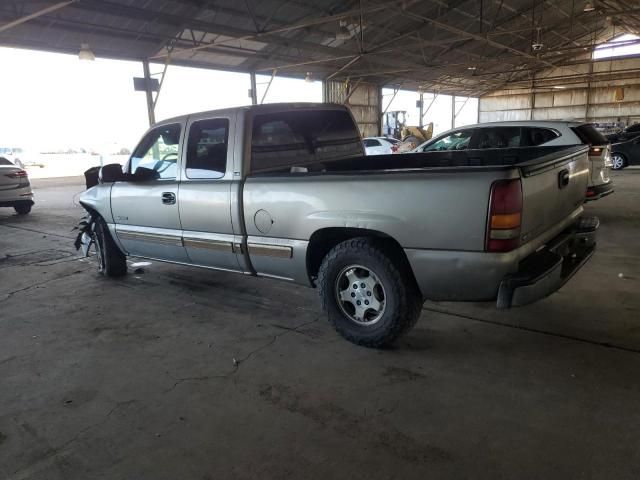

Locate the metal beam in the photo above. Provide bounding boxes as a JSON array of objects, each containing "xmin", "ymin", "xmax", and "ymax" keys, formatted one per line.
[
  {"xmin": 151, "ymin": 1, "xmax": 406, "ymax": 60},
  {"xmin": 0, "ymin": 0, "xmax": 78, "ymax": 33},
  {"xmin": 388, "ymin": 6, "xmax": 559, "ymax": 69},
  {"xmin": 249, "ymin": 71, "xmax": 258, "ymax": 105},
  {"xmin": 260, "ymin": 70, "xmax": 277, "ymax": 104},
  {"xmin": 142, "ymin": 60, "xmax": 156, "ymax": 126}
]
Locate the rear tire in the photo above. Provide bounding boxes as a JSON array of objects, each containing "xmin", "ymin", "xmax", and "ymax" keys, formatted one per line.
[
  {"xmin": 14, "ymin": 203, "xmax": 31, "ymax": 215},
  {"xmin": 94, "ymin": 217, "xmax": 127, "ymax": 277},
  {"xmin": 317, "ymin": 237, "xmax": 423, "ymax": 348},
  {"xmin": 611, "ymin": 153, "xmax": 626, "ymax": 170}
]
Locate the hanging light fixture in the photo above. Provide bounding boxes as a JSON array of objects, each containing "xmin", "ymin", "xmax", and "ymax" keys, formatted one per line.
[
  {"xmin": 78, "ymin": 43, "xmax": 95, "ymax": 61},
  {"xmin": 304, "ymin": 72, "xmax": 313, "ymax": 83},
  {"xmin": 531, "ymin": 27, "xmax": 544, "ymax": 51},
  {"xmin": 336, "ymin": 20, "xmax": 351, "ymax": 41},
  {"xmin": 583, "ymin": 2, "xmax": 596, "ymax": 12}
]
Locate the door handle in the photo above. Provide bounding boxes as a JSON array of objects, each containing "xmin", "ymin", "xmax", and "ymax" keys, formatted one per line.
[
  {"xmin": 161, "ymin": 192, "xmax": 176, "ymax": 205},
  {"xmin": 558, "ymin": 169, "xmax": 570, "ymax": 188}
]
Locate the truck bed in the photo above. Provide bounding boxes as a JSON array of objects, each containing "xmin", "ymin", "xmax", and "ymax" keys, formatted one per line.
[{"xmin": 251, "ymin": 145, "xmax": 586, "ymax": 175}]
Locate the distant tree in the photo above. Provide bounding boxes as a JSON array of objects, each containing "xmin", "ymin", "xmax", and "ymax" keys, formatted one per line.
[{"xmin": 118, "ymin": 147, "xmax": 131, "ymax": 155}]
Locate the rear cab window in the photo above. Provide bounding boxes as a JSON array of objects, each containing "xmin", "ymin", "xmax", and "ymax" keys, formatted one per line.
[
  {"xmin": 250, "ymin": 109, "xmax": 362, "ymax": 174},
  {"xmin": 185, "ymin": 118, "xmax": 229, "ymax": 179},
  {"xmin": 571, "ymin": 124, "xmax": 608, "ymax": 146}
]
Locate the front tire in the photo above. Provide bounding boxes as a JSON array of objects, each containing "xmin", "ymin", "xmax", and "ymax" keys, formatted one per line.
[
  {"xmin": 318, "ymin": 238, "xmax": 423, "ymax": 348},
  {"xmin": 94, "ymin": 218, "xmax": 127, "ymax": 277},
  {"xmin": 611, "ymin": 153, "xmax": 626, "ymax": 170}
]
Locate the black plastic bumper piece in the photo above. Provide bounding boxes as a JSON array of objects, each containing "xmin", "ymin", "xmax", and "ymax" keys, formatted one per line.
[
  {"xmin": 0, "ymin": 199, "xmax": 34, "ymax": 208},
  {"xmin": 497, "ymin": 216, "xmax": 598, "ymax": 309},
  {"xmin": 585, "ymin": 182, "xmax": 614, "ymax": 202}
]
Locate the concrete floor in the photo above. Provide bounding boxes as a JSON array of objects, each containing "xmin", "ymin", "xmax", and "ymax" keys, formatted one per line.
[{"xmin": 1, "ymin": 172, "xmax": 639, "ymax": 480}]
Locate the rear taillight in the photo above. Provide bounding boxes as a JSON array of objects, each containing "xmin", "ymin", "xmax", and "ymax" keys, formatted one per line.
[
  {"xmin": 391, "ymin": 144, "xmax": 399, "ymax": 153},
  {"xmin": 486, "ymin": 179, "xmax": 522, "ymax": 252},
  {"xmin": 6, "ymin": 170, "xmax": 28, "ymax": 178},
  {"xmin": 589, "ymin": 146, "xmax": 603, "ymax": 156}
]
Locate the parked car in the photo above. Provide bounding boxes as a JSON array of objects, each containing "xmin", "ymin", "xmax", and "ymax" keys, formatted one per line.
[
  {"xmin": 412, "ymin": 121, "xmax": 613, "ymax": 201},
  {"xmin": 0, "ymin": 157, "xmax": 34, "ymax": 214},
  {"xmin": 0, "ymin": 147, "xmax": 44, "ymax": 169},
  {"xmin": 363, "ymin": 137, "xmax": 399, "ymax": 155},
  {"xmin": 605, "ymin": 123, "xmax": 640, "ymax": 144},
  {"xmin": 75, "ymin": 103, "xmax": 598, "ymax": 348},
  {"xmin": 610, "ymin": 135, "xmax": 640, "ymax": 169}
]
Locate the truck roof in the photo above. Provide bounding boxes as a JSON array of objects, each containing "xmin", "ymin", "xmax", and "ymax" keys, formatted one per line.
[{"xmin": 156, "ymin": 102, "xmax": 350, "ymax": 126}]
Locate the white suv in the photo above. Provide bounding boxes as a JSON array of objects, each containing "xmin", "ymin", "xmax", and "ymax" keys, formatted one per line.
[
  {"xmin": 0, "ymin": 157, "xmax": 34, "ymax": 214},
  {"xmin": 413, "ymin": 121, "xmax": 613, "ymax": 201}
]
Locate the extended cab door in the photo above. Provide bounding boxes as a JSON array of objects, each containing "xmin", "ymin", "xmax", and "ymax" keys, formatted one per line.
[
  {"xmin": 110, "ymin": 123, "xmax": 189, "ymax": 263},
  {"xmin": 178, "ymin": 114, "xmax": 244, "ymax": 272}
]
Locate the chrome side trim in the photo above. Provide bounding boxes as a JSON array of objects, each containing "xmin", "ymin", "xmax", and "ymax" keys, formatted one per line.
[
  {"xmin": 247, "ymin": 243, "xmax": 293, "ymax": 258},
  {"xmin": 117, "ymin": 230, "xmax": 183, "ymax": 247},
  {"xmin": 183, "ymin": 237, "xmax": 233, "ymax": 252}
]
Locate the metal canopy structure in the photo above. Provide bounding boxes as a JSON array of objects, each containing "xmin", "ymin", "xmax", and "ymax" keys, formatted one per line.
[{"xmin": 1, "ymin": 1, "xmax": 640, "ymax": 96}]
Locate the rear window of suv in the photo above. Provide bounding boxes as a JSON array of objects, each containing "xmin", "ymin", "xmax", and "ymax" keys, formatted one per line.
[
  {"xmin": 571, "ymin": 124, "xmax": 608, "ymax": 146},
  {"xmin": 521, "ymin": 127, "xmax": 560, "ymax": 146}
]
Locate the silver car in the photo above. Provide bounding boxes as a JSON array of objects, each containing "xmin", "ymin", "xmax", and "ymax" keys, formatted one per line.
[
  {"xmin": 413, "ymin": 121, "xmax": 614, "ymax": 201},
  {"xmin": 0, "ymin": 157, "xmax": 34, "ymax": 214}
]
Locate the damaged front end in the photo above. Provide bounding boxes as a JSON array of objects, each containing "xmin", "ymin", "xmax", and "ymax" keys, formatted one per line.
[
  {"xmin": 73, "ymin": 213, "xmax": 96, "ymax": 257},
  {"xmin": 72, "ymin": 165, "xmax": 102, "ymax": 256}
]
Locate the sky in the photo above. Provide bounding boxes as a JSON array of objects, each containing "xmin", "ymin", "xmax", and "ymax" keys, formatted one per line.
[
  {"xmin": 0, "ymin": 46, "xmax": 478, "ymax": 153},
  {"xmin": 593, "ymin": 33, "xmax": 640, "ymax": 60}
]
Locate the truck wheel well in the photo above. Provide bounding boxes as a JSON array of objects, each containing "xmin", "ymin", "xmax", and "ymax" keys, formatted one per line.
[{"xmin": 306, "ymin": 228, "xmax": 416, "ymax": 287}]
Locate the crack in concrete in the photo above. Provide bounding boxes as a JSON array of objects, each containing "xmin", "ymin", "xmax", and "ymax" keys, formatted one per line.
[
  {"xmin": 9, "ymin": 399, "xmax": 137, "ymax": 479},
  {"xmin": 423, "ymin": 305, "xmax": 640, "ymax": 354},
  {"xmin": 163, "ymin": 317, "xmax": 321, "ymax": 393},
  {"xmin": 0, "ymin": 223, "xmax": 74, "ymax": 240},
  {"xmin": 0, "ymin": 268, "xmax": 91, "ymax": 303}
]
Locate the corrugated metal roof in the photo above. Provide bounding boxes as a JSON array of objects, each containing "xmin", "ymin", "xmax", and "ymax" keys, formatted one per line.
[{"xmin": 1, "ymin": 0, "xmax": 639, "ymax": 96}]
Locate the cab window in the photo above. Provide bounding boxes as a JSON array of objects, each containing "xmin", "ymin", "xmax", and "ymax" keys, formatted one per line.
[
  {"xmin": 185, "ymin": 118, "xmax": 229, "ymax": 179},
  {"xmin": 130, "ymin": 124, "xmax": 181, "ymax": 179},
  {"xmin": 422, "ymin": 130, "xmax": 473, "ymax": 151}
]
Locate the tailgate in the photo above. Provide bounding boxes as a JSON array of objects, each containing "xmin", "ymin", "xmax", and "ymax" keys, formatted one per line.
[{"xmin": 518, "ymin": 146, "xmax": 589, "ymax": 247}]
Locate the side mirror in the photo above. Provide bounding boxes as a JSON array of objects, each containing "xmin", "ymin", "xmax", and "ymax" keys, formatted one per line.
[{"xmin": 98, "ymin": 163, "xmax": 124, "ymax": 183}]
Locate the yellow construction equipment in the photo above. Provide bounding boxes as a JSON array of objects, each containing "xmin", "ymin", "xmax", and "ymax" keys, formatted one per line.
[{"xmin": 383, "ymin": 110, "xmax": 433, "ymax": 152}]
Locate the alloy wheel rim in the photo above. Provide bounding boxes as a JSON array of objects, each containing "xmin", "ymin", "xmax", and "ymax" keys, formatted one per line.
[
  {"xmin": 612, "ymin": 154, "xmax": 624, "ymax": 169},
  {"xmin": 94, "ymin": 233, "xmax": 105, "ymax": 273},
  {"xmin": 334, "ymin": 265, "xmax": 386, "ymax": 325}
]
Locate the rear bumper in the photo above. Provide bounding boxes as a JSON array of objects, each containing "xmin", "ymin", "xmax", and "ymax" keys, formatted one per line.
[
  {"xmin": 0, "ymin": 184, "xmax": 34, "ymax": 207},
  {"xmin": 585, "ymin": 182, "xmax": 614, "ymax": 201},
  {"xmin": 496, "ymin": 216, "xmax": 598, "ymax": 308}
]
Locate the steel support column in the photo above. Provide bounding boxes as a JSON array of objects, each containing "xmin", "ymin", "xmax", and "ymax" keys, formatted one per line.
[
  {"xmin": 451, "ymin": 95, "xmax": 455, "ymax": 129},
  {"xmin": 142, "ymin": 60, "xmax": 156, "ymax": 126},
  {"xmin": 249, "ymin": 71, "xmax": 258, "ymax": 105}
]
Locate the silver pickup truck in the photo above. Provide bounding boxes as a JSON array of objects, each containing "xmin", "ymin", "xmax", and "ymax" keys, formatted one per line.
[{"xmin": 77, "ymin": 103, "xmax": 598, "ymax": 347}]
